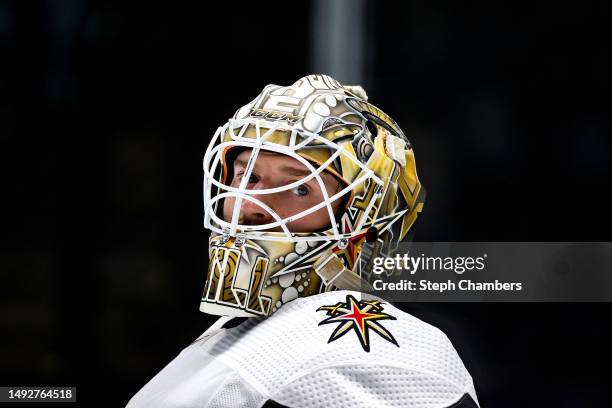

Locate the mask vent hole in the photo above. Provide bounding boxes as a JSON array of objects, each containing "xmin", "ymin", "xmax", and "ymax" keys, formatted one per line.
[{"xmin": 366, "ymin": 120, "xmax": 378, "ymax": 139}]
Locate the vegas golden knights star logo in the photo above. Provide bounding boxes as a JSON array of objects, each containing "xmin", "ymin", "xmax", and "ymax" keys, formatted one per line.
[{"xmin": 316, "ymin": 294, "xmax": 398, "ymax": 352}]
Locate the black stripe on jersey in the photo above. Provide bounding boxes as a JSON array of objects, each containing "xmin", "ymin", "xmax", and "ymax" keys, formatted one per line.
[
  {"xmin": 221, "ymin": 316, "xmax": 248, "ymax": 329},
  {"xmin": 261, "ymin": 400, "xmax": 290, "ymax": 408},
  {"xmin": 262, "ymin": 393, "xmax": 478, "ymax": 408},
  {"xmin": 447, "ymin": 393, "xmax": 479, "ymax": 408}
]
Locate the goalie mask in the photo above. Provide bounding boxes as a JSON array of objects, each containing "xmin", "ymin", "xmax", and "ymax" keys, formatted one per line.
[{"xmin": 201, "ymin": 74, "xmax": 424, "ymax": 317}]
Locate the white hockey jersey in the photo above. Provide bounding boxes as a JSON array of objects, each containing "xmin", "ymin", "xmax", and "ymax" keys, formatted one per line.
[{"xmin": 127, "ymin": 290, "xmax": 479, "ymax": 408}]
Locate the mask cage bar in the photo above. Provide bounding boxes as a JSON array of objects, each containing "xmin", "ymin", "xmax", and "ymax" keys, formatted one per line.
[{"xmin": 203, "ymin": 118, "xmax": 384, "ymax": 243}]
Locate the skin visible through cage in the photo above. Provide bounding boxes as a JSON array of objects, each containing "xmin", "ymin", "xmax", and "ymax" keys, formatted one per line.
[{"xmin": 222, "ymin": 150, "xmax": 346, "ymax": 232}]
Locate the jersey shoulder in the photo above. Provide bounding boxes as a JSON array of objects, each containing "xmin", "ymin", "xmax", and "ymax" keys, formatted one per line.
[{"xmin": 213, "ymin": 290, "xmax": 479, "ymax": 408}]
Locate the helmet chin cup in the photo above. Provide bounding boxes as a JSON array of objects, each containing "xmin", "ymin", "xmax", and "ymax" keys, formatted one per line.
[{"xmin": 200, "ymin": 302, "xmax": 259, "ymax": 318}]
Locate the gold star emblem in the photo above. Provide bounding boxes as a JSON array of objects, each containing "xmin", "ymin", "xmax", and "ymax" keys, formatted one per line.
[{"xmin": 317, "ymin": 294, "xmax": 398, "ymax": 352}]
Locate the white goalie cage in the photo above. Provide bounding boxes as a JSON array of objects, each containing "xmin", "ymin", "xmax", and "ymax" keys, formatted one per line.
[{"xmin": 202, "ymin": 118, "xmax": 384, "ymax": 243}]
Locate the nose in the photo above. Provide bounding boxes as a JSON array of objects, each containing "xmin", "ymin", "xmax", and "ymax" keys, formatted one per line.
[
  {"xmin": 239, "ymin": 197, "xmax": 275, "ymax": 225},
  {"xmin": 234, "ymin": 179, "xmax": 276, "ymax": 225}
]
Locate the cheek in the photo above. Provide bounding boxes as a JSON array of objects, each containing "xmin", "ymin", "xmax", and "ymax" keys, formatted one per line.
[
  {"xmin": 287, "ymin": 205, "xmax": 334, "ymax": 231},
  {"xmin": 330, "ymin": 195, "xmax": 344, "ymax": 214}
]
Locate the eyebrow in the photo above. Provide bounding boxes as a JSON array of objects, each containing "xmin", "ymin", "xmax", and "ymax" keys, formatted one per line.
[
  {"xmin": 234, "ymin": 159, "xmax": 333, "ymax": 181},
  {"xmin": 234, "ymin": 158, "xmax": 312, "ymax": 178}
]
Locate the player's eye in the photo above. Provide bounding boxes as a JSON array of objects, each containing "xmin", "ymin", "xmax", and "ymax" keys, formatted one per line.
[
  {"xmin": 290, "ymin": 185, "xmax": 309, "ymax": 197},
  {"xmin": 236, "ymin": 172, "xmax": 259, "ymax": 184}
]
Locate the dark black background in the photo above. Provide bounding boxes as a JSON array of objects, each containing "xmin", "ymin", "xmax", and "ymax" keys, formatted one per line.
[{"xmin": 1, "ymin": 0, "xmax": 611, "ymax": 406}]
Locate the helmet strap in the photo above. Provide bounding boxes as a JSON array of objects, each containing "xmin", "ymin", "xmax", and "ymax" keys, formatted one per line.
[{"xmin": 313, "ymin": 248, "xmax": 375, "ymax": 293}]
